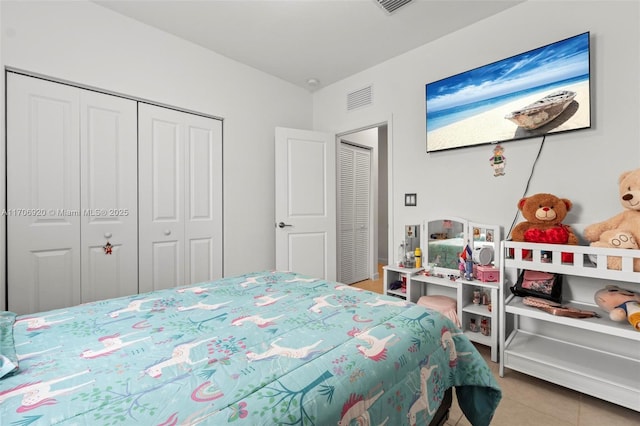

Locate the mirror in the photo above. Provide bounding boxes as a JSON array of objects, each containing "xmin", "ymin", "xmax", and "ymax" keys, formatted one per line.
[
  {"xmin": 423, "ymin": 218, "xmax": 501, "ymax": 276},
  {"xmin": 424, "ymin": 217, "xmax": 467, "ymax": 275}
]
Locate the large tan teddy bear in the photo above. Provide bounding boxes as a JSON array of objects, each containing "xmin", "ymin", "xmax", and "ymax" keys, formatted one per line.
[
  {"xmin": 589, "ymin": 229, "xmax": 640, "ymax": 271},
  {"xmin": 511, "ymin": 193, "xmax": 579, "ymax": 262},
  {"xmin": 584, "ymin": 168, "xmax": 640, "ymax": 271}
]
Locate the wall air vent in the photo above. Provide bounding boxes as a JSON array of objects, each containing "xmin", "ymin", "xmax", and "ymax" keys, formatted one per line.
[
  {"xmin": 374, "ymin": 0, "xmax": 414, "ymax": 15},
  {"xmin": 347, "ymin": 85, "xmax": 373, "ymax": 111}
]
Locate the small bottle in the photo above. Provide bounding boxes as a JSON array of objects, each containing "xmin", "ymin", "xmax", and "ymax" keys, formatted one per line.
[
  {"xmin": 473, "ymin": 289, "xmax": 481, "ymax": 305},
  {"xmin": 414, "ymin": 247, "xmax": 422, "ymax": 268},
  {"xmin": 397, "ymin": 241, "xmax": 405, "ymax": 267},
  {"xmin": 481, "ymin": 318, "xmax": 490, "ymax": 336},
  {"xmin": 469, "ymin": 318, "xmax": 477, "ymax": 332}
]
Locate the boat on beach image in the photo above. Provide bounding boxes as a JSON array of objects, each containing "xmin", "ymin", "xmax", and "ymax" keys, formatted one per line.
[{"xmin": 504, "ymin": 90, "xmax": 577, "ymax": 130}]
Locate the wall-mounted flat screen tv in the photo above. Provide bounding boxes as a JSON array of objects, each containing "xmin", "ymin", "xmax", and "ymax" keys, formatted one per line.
[{"xmin": 426, "ymin": 32, "xmax": 591, "ymax": 153}]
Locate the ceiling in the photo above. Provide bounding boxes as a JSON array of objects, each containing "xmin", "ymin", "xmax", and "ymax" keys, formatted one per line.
[{"xmin": 94, "ymin": 0, "xmax": 524, "ymax": 91}]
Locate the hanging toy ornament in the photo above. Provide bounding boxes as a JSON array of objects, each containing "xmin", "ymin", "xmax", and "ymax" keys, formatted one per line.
[
  {"xmin": 103, "ymin": 241, "xmax": 113, "ymax": 255},
  {"xmin": 490, "ymin": 144, "xmax": 506, "ymax": 176}
]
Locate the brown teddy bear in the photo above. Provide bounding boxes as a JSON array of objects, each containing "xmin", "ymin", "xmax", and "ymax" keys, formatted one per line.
[
  {"xmin": 584, "ymin": 168, "xmax": 640, "ymax": 256},
  {"xmin": 594, "ymin": 285, "xmax": 640, "ymax": 330},
  {"xmin": 589, "ymin": 229, "xmax": 640, "ymax": 271},
  {"xmin": 511, "ymin": 193, "xmax": 578, "ymax": 262}
]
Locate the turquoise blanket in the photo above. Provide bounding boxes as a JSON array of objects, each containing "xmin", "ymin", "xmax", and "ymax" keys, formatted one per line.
[{"xmin": 0, "ymin": 271, "xmax": 500, "ymax": 425}]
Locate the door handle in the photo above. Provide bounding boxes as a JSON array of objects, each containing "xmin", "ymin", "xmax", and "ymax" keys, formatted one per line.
[{"xmin": 277, "ymin": 222, "xmax": 293, "ymax": 228}]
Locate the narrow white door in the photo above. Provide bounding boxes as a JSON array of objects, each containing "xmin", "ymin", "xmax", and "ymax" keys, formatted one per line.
[
  {"xmin": 338, "ymin": 143, "xmax": 371, "ymax": 284},
  {"xmin": 80, "ymin": 91, "xmax": 138, "ymax": 302},
  {"xmin": 185, "ymin": 113, "xmax": 223, "ymax": 285},
  {"xmin": 275, "ymin": 127, "xmax": 336, "ymax": 281},
  {"xmin": 139, "ymin": 104, "xmax": 222, "ymax": 293},
  {"xmin": 139, "ymin": 104, "xmax": 185, "ymax": 292},
  {"xmin": 7, "ymin": 73, "xmax": 81, "ymax": 314}
]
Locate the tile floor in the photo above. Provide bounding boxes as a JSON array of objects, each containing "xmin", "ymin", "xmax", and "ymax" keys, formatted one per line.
[{"xmin": 351, "ymin": 269, "xmax": 640, "ymax": 426}]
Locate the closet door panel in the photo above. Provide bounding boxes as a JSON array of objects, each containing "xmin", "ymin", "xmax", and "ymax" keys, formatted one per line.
[
  {"xmin": 338, "ymin": 145, "xmax": 355, "ymax": 284},
  {"xmin": 185, "ymin": 117, "xmax": 223, "ymax": 284},
  {"xmin": 354, "ymin": 148, "xmax": 371, "ymax": 282},
  {"xmin": 152, "ymin": 241, "xmax": 182, "ymax": 289},
  {"xmin": 80, "ymin": 91, "xmax": 138, "ymax": 302},
  {"xmin": 139, "ymin": 104, "xmax": 185, "ymax": 292},
  {"xmin": 338, "ymin": 144, "xmax": 370, "ymax": 284},
  {"xmin": 139, "ymin": 104, "xmax": 222, "ymax": 291},
  {"xmin": 7, "ymin": 73, "xmax": 81, "ymax": 314}
]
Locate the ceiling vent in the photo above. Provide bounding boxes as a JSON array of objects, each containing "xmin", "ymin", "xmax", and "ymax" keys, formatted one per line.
[
  {"xmin": 347, "ymin": 85, "xmax": 373, "ymax": 111},
  {"xmin": 373, "ymin": 0, "xmax": 414, "ymax": 15}
]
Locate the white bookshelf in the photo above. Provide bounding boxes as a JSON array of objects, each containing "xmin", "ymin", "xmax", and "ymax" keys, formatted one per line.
[{"xmin": 499, "ymin": 240, "xmax": 640, "ymax": 411}]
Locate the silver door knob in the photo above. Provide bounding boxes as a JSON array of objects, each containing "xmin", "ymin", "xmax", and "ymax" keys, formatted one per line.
[
  {"xmin": 164, "ymin": 229, "xmax": 171, "ymax": 236},
  {"xmin": 104, "ymin": 232, "xmax": 112, "ymax": 239},
  {"xmin": 277, "ymin": 222, "xmax": 293, "ymax": 228}
]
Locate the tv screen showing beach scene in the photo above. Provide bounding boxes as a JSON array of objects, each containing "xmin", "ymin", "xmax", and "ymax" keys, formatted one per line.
[{"xmin": 426, "ymin": 32, "xmax": 591, "ymax": 153}]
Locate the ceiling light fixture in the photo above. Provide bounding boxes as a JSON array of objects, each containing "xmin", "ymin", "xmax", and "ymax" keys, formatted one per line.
[{"xmin": 306, "ymin": 78, "xmax": 320, "ymax": 89}]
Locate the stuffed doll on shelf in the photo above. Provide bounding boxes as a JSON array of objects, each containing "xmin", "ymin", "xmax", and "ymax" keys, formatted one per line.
[
  {"xmin": 594, "ymin": 285, "xmax": 640, "ymax": 331},
  {"xmin": 511, "ymin": 193, "xmax": 579, "ymax": 263},
  {"xmin": 458, "ymin": 243, "xmax": 473, "ymax": 281}
]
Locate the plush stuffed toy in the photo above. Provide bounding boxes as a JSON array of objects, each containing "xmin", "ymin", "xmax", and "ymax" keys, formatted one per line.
[
  {"xmin": 511, "ymin": 193, "xmax": 579, "ymax": 262},
  {"xmin": 584, "ymin": 168, "xmax": 640, "ymax": 256},
  {"xmin": 594, "ymin": 285, "xmax": 640, "ymax": 330},
  {"xmin": 589, "ymin": 229, "xmax": 640, "ymax": 271}
]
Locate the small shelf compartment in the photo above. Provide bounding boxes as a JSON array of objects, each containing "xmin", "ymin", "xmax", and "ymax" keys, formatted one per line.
[
  {"xmin": 382, "ymin": 265, "xmax": 422, "ymax": 301},
  {"xmin": 504, "ymin": 330, "xmax": 639, "ymax": 410},
  {"xmin": 462, "ymin": 302, "xmax": 493, "ymax": 317}
]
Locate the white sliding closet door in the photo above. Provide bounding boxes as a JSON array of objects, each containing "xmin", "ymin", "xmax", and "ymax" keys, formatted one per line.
[
  {"xmin": 7, "ymin": 73, "xmax": 138, "ymax": 314},
  {"xmin": 338, "ymin": 143, "xmax": 371, "ymax": 284},
  {"xmin": 80, "ymin": 91, "xmax": 138, "ymax": 303},
  {"xmin": 138, "ymin": 104, "xmax": 223, "ymax": 293},
  {"xmin": 7, "ymin": 74, "xmax": 81, "ymax": 314}
]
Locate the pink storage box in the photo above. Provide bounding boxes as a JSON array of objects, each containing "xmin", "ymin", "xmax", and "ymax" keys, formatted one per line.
[{"xmin": 474, "ymin": 265, "xmax": 500, "ymax": 282}]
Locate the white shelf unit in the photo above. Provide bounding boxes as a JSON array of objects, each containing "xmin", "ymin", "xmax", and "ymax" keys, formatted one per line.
[
  {"xmin": 499, "ymin": 240, "xmax": 640, "ymax": 411},
  {"xmin": 457, "ymin": 277, "xmax": 499, "ymax": 362}
]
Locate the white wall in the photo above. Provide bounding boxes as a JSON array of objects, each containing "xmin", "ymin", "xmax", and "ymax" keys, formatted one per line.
[
  {"xmin": 2, "ymin": 1, "xmax": 639, "ymax": 310},
  {"xmin": 0, "ymin": 0, "xmax": 313, "ymax": 308},
  {"xmin": 313, "ymin": 1, "xmax": 640, "ymax": 258}
]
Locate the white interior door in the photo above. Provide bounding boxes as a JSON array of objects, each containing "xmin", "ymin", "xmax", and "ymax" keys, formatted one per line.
[
  {"xmin": 338, "ymin": 143, "xmax": 371, "ymax": 284},
  {"xmin": 275, "ymin": 127, "xmax": 336, "ymax": 281},
  {"xmin": 80, "ymin": 91, "xmax": 138, "ymax": 303},
  {"xmin": 139, "ymin": 104, "xmax": 222, "ymax": 293},
  {"xmin": 7, "ymin": 73, "xmax": 81, "ymax": 314}
]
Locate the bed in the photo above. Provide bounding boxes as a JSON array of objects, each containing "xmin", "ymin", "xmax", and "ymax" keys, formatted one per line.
[{"xmin": 1, "ymin": 271, "xmax": 501, "ymax": 425}]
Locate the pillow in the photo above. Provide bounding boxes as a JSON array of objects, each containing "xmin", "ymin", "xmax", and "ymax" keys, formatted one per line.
[{"xmin": 0, "ymin": 311, "xmax": 19, "ymax": 379}]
